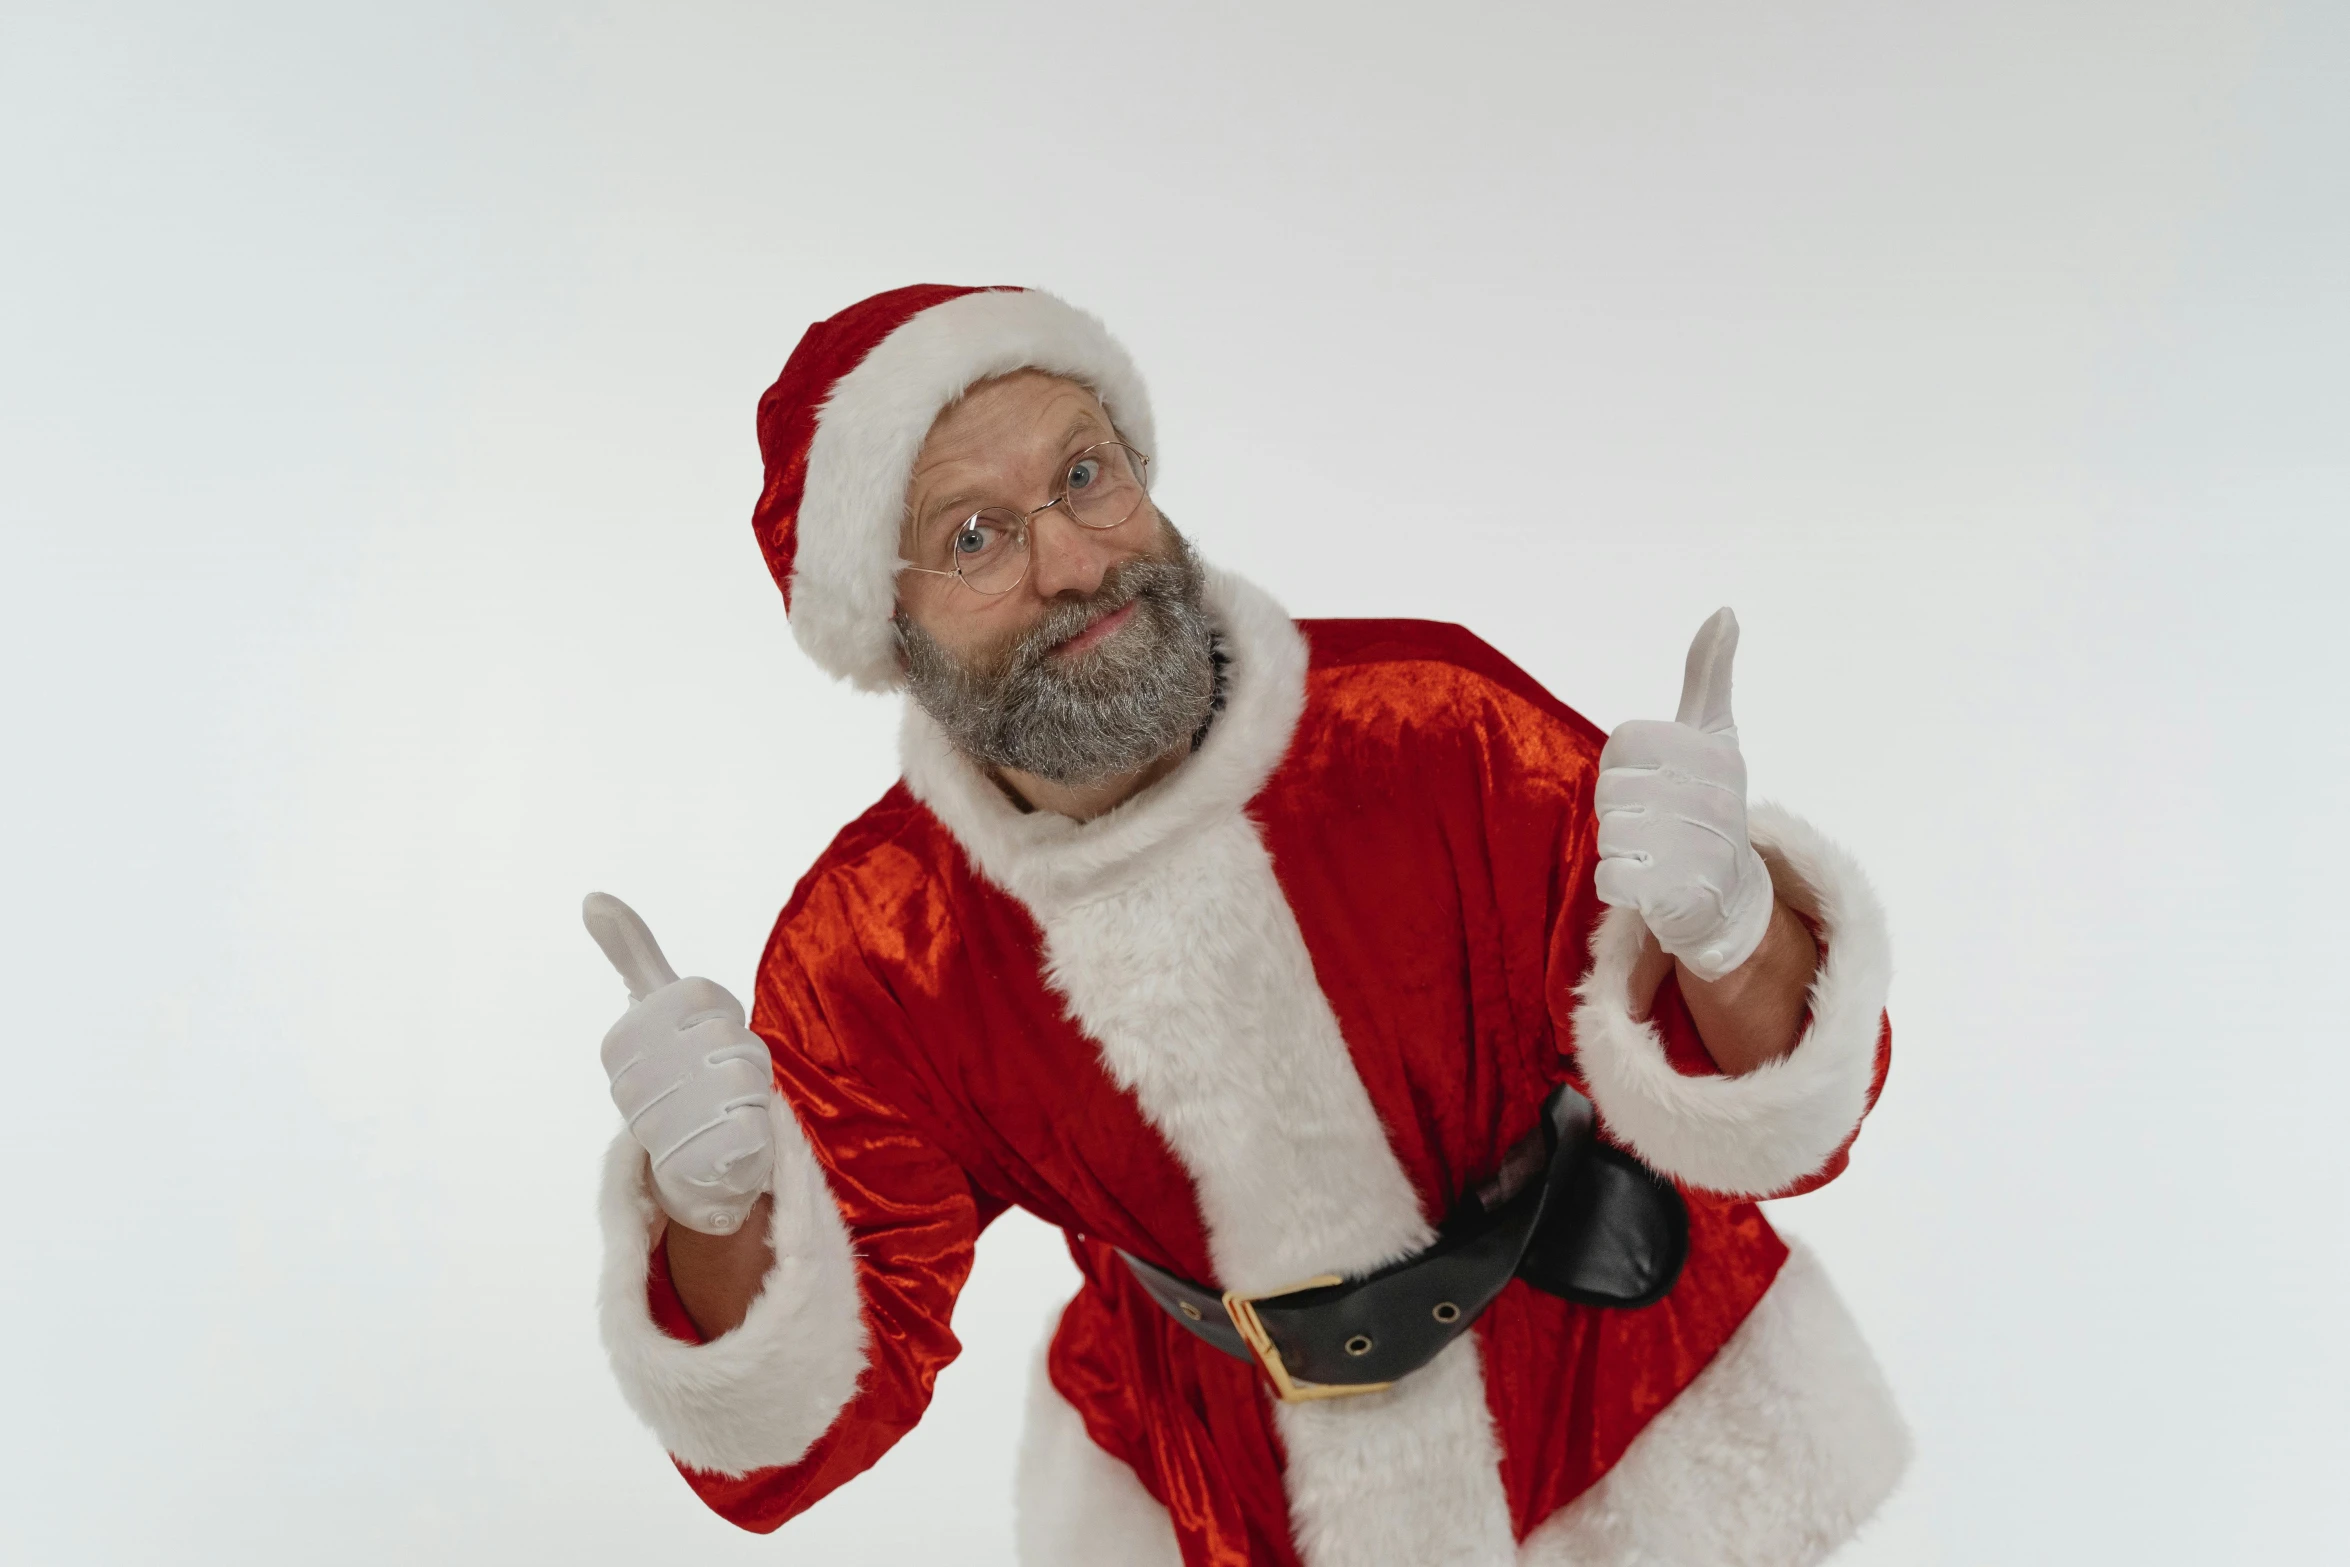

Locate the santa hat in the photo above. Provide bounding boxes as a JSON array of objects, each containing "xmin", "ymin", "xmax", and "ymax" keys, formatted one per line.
[{"xmin": 751, "ymin": 285, "xmax": 1158, "ymax": 691}]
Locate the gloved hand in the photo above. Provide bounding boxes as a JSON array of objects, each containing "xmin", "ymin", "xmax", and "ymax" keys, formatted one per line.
[
  {"xmin": 585, "ymin": 892, "xmax": 775, "ymax": 1235},
  {"xmin": 1594, "ymin": 608, "xmax": 1776, "ymax": 984}
]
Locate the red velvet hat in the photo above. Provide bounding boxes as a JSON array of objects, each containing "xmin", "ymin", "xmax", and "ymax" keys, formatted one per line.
[{"xmin": 751, "ymin": 285, "xmax": 1157, "ymax": 690}]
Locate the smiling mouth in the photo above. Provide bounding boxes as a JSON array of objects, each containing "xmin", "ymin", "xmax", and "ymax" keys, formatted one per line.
[{"xmin": 1051, "ymin": 598, "xmax": 1140, "ymax": 658}]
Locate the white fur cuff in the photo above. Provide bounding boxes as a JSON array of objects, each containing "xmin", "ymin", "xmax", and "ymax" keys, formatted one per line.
[
  {"xmin": 1570, "ymin": 803, "xmax": 1893, "ymax": 1198},
  {"xmin": 596, "ymin": 1099, "xmax": 868, "ymax": 1476}
]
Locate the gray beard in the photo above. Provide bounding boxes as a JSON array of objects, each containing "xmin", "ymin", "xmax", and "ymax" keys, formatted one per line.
[{"xmin": 896, "ymin": 524, "xmax": 1218, "ymax": 788}]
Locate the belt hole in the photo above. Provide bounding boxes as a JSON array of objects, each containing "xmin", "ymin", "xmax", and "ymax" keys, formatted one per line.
[
  {"xmin": 1432, "ymin": 1301, "xmax": 1461, "ymax": 1324},
  {"xmin": 1178, "ymin": 1301, "xmax": 1203, "ymax": 1321},
  {"xmin": 1343, "ymin": 1333, "xmax": 1375, "ymax": 1357}
]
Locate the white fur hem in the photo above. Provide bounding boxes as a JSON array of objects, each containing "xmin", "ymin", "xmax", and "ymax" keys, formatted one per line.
[
  {"xmin": 1570, "ymin": 802, "xmax": 1893, "ymax": 1197},
  {"xmin": 1011, "ymin": 1241, "xmax": 1908, "ymax": 1567},
  {"xmin": 595, "ymin": 1099, "xmax": 868, "ymax": 1476},
  {"xmin": 792, "ymin": 288, "xmax": 1156, "ymax": 690},
  {"xmin": 1521, "ymin": 1236, "xmax": 1911, "ymax": 1565},
  {"xmin": 1013, "ymin": 1345, "xmax": 1514, "ymax": 1567},
  {"xmin": 1014, "ymin": 1335, "xmax": 1185, "ymax": 1567}
]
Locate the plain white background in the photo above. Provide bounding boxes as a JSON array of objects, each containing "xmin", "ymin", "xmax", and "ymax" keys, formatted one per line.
[{"xmin": 4, "ymin": 2, "xmax": 2344, "ymax": 1561}]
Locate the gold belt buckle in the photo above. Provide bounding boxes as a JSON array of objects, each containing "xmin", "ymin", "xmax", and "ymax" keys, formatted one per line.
[{"xmin": 1221, "ymin": 1275, "xmax": 1396, "ymax": 1404}]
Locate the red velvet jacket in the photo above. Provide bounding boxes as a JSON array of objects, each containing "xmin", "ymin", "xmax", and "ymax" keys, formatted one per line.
[{"xmin": 596, "ymin": 573, "xmax": 1902, "ymax": 1567}]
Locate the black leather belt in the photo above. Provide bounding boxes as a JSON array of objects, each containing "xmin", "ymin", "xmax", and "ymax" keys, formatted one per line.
[{"xmin": 1121, "ymin": 1085, "xmax": 1687, "ymax": 1402}]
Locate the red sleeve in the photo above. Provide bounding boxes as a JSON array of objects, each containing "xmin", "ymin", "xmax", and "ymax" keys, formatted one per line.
[{"xmin": 654, "ymin": 926, "xmax": 995, "ymax": 1533}]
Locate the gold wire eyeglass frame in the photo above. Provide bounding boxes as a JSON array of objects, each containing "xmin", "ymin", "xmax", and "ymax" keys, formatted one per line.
[{"xmin": 897, "ymin": 441, "xmax": 1153, "ymax": 597}]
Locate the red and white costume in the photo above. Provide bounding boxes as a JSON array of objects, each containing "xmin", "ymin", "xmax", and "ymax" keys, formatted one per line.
[{"xmin": 596, "ymin": 286, "xmax": 1909, "ymax": 1566}]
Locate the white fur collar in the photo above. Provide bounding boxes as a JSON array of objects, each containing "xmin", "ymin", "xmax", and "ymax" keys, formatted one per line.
[{"xmin": 898, "ymin": 566, "xmax": 1308, "ymax": 912}]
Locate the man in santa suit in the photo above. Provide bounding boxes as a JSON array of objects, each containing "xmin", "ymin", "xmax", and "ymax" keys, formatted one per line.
[{"xmin": 587, "ymin": 284, "xmax": 1907, "ymax": 1565}]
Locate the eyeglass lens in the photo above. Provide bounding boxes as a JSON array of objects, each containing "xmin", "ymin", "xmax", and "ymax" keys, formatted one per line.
[{"xmin": 944, "ymin": 444, "xmax": 1149, "ymax": 594}]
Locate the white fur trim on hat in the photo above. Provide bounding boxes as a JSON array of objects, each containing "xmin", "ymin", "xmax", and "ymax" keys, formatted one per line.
[{"xmin": 792, "ymin": 289, "xmax": 1156, "ymax": 691}]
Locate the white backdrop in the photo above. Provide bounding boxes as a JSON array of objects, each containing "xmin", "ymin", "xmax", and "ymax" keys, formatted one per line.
[{"xmin": 4, "ymin": 2, "xmax": 2344, "ymax": 1562}]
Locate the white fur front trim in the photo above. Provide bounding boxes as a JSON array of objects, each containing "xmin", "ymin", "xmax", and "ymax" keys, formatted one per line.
[
  {"xmin": 1520, "ymin": 1237, "xmax": 1910, "ymax": 1566},
  {"xmin": 1277, "ymin": 1337, "xmax": 1517, "ymax": 1567},
  {"xmin": 596, "ymin": 1098, "xmax": 867, "ymax": 1476},
  {"xmin": 794, "ymin": 288, "xmax": 1156, "ymax": 691},
  {"xmin": 903, "ymin": 568, "xmax": 1517, "ymax": 1566},
  {"xmin": 1014, "ymin": 1334, "xmax": 1185, "ymax": 1567},
  {"xmin": 1570, "ymin": 803, "xmax": 1893, "ymax": 1197}
]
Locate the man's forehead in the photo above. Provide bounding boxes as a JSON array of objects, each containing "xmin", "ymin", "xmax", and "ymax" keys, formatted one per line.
[{"xmin": 915, "ymin": 373, "xmax": 1110, "ymax": 469}]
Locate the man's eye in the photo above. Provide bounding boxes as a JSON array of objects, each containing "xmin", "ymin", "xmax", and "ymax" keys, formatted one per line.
[
  {"xmin": 950, "ymin": 515, "xmax": 1014, "ymax": 557},
  {"xmin": 1066, "ymin": 457, "xmax": 1101, "ymax": 491}
]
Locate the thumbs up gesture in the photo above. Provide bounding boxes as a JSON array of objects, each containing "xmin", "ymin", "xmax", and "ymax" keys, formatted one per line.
[
  {"xmin": 1594, "ymin": 609, "xmax": 1777, "ymax": 984},
  {"xmin": 585, "ymin": 893, "xmax": 775, "ymax": 1235}
]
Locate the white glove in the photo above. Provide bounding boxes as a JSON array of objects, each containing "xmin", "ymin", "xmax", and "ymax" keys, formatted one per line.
[
  {"xmin": 1594, "ymin": 608, "xmax": 1775, "ymax": 984},
  {"xmin": 585, "ymin": 892, "xmax": 775, "ymax": 1235}
]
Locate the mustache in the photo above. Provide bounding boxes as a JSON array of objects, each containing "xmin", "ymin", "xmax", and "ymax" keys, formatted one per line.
[{"xmin": 970, "ymin": 554, "xmax": 1193, "ymax": 680}]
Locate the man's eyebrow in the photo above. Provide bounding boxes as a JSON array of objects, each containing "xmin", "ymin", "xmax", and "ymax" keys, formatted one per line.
[
  {"xmin": 908, "ymin": 406, "xmax": 1112, "ymax": 533},
  {"xmin": 916, "ymin": 489, "xmax": 981, "ymax": 527}
]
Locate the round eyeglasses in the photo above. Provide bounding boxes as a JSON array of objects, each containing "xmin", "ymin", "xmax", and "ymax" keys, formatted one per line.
[{"xmin": 900, "ymin": 441, "xmax": 1152, "ymax": 596}]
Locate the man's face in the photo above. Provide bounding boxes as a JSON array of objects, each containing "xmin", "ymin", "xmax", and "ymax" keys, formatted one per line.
[{"xmin": 894, "ymin": 371, "xmax": 1217, "ymax": 785}]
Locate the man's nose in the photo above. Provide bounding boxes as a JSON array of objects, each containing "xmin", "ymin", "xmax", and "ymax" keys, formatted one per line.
[{"xmin": 1024, "ymin": 508, "xmax": 1127, "ymax": 600}]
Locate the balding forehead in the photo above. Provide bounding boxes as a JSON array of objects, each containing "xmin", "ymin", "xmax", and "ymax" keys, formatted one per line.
[{"xmin": 916, "ymin": 374, "xmax": 1114, "ymax": 469}]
